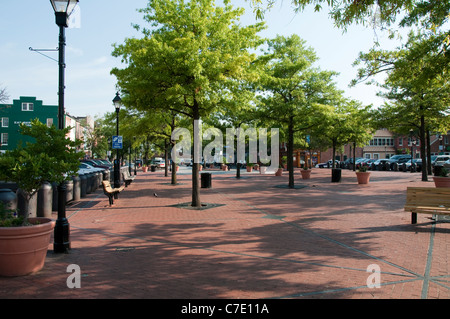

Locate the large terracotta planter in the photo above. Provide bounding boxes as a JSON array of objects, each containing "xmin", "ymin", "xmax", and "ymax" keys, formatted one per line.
[
  {"xmin": 356, "ymin": 172, "xmax": 371, "ymax": 184},
  {"xmin": 300, "ymin": 169, "xmax": 312, "ymax": 179},
  {"xmin": 432, "ymin": 177, "xmax": 450, "ymax": 188},
  {"xmin": 0, "ymin": 217, "xmax": 55, "ymax": 277},
  {"xmin": 260, "ymin": 167, "xmax": 267, "ymax": 174},
  {"xmin": 142, "ymin": 166, "xmax": 148, "ymax": 172},
  {"xmin": 246, "ymin": 166, "xmax": 252, "ymax": 172},
  {"xmin": 275, "ymin": 168, "xmax": 283, "ymax": 176}
]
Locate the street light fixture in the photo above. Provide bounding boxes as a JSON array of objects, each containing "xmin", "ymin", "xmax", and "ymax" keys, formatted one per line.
[
  {"xmin": 50, "ymin": 0, "xmax": 79, "ymax": 254},
  {"xmin": 113, "ymin": 92, "xmax": 122, "ymax": 197}
]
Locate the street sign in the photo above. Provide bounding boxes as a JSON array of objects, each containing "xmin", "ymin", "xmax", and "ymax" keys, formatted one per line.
[{"xmin": 112, "ymin": 135, "xmax": 123, "ymax": 149}]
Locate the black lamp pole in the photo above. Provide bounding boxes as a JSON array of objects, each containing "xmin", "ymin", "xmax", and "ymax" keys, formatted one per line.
[
  {"xmin": 113, "ymin": 93, "xmax": 122, "ymax": 198},
  {"xmin": 51, "ymin": 0, "xmax": 79, "ymax": 254}
]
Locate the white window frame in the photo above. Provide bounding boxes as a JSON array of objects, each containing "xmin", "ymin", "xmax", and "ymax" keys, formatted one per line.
[
  {"xmin": 46, "ymin": 118, "xmax": 54, "ymax": 127},
  {"xmin": 1, "ymin": 117, "xmax": 8, "ymax": 128},
  {"xmin": 1, "ymin": 133, "xmax": 8, "ymax": 146},
  {"xmin": 21, "ymin": 102, "xmax": 34, "ymax": 111}
]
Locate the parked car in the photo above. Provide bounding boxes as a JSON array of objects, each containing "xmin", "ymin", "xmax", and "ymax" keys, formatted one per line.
[
  {"xmin": 444, "ymin": 159, "xmax": 450, "ymax": 169},
  {"xmin": 432, "ymin": 155, "xmax": 450, "ymax": 166},
  {"xmin": 82, "ymin": 159, "xmax": 111, "ymax": 170},
  {"xmin": 388, "ymin": 155, "xmax": 411, "ymax": 169},
  {"xmin": 372, "ymin": 159, "xmax": 393, "ymax": 170},
  {"xmin": 315, "ymin": 160, "xmax": 339, "ymax": 168},
  {"xmin": 151, "ymin": 157, "xmax": 165, "ymax": 168},
  {"xmin": 79, "ymin": 162, "xmax": 105, "ymax": 175},
  {"xmin": 404, "ymin": 159, "xmax": 422, "ymax": 171},
  {"xmin": 343, "ymin": 157, "xmax": 363, "ymax": 168}
]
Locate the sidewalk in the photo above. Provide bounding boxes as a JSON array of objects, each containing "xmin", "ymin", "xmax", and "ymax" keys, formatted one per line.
[{"xmin": 0, "ymin": 167, "xmax": 449, "ymax": 299}]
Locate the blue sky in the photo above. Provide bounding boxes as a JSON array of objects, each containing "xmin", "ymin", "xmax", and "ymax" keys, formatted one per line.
[{"xmin": 0, "ymin": 0, "xmax": 401, "ymax": 119}]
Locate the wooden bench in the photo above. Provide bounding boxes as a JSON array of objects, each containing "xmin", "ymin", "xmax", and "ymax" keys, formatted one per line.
[
  {"xmin": 122, "ymin": 169, "xmax": 135, "ymax": 187},
  {"xmin": 404, "ymin": 187, "xmax": 450, "ymax": 224},
  {"xmin": 102, "ymin": 180, "xmax": 125, "ymax": 206}
]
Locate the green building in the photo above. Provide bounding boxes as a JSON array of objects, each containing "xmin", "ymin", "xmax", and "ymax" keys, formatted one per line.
[{"xmin": 0, "ymin": 96, "xmax": 58, "ymax": 152}]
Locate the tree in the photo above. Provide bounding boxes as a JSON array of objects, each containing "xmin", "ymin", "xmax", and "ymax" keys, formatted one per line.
[
  {"xmin": 353, "ymin": 32, "xmax": 450, "ymax": 181},
  {"xmin": 0, "ymin": 120, "xmax": 80, "ymax": 224},
  {"xmin": 256, "ymin": 34, "xmax": 341, "ymax": 188},
  {"xmin": 0, "ymin": 85, "xmax": 9, "ymax": 104},
  {"xmin": 111, "ymin": 0, "xmax": 265, "ymax": 207},
  {"xmin": 249, "ymin": 0, "xmax": 449, "ymax": 33}
]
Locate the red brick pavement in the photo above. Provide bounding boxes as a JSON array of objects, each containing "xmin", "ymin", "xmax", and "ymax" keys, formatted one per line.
[{"xmin": 0, "ymin": 167, "xmax": 449, "ymax": 300}]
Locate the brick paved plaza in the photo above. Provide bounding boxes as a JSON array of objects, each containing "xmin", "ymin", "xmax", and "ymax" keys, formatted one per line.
[{"xmin": 0, "ymin": 167, "xmax": 449, "ymax": 300}]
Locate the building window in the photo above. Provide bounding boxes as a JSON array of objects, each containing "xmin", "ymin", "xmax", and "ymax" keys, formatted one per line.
[
  {"xmin": 365, "ymin": 153, "xmax": 371, "ymax": 159},
  {"xmin": 1, "ymin": 117, "xmax": 8, "ymax": 128},
  {"xmin": 47, "ymin": 118, "xmax": 54, "ymax": 127},
  {"xmin": 1, "ymin": 133, "xmax": 8, "ymax": 146},
  {"xmin": 21, "ymin": 103, "xmax": 34, "ymax": 111},
  {"xmin": 373, "ymin": 153, "xmax": 379, "ymax": 160}
]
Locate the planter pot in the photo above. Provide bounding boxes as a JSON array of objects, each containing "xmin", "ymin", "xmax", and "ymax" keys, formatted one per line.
[
  {"xmin": 142, "ymin": 166, "xmax": 148, "ymax": 172},
  {"xmin": 246, "ymin": 166, "xmax": 252, "ymax": 172},
  {"xmin": 260, "ymin": 167, "xmax": 267, "ymax": 174},
  {"xmin": 356, "ymin": 172, "xmax": 371, "ymax": 184},
  {"xmin": 275, "ymin": 168, "xmax": 283, "ymax": 176},
  {"xmin": 432, "ymin": 176, "xmax": 450, "ymax": 188},
  {"xmin": 0, "ymin": 217, "xmax": 55, "ymax": 277},
  {"xmin": 301, "ymin": 169, "xmax": 312, "ymax": 180}
]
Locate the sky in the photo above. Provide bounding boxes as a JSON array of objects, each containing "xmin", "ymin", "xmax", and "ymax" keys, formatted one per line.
[{"xmin": 0, "ymin": 0, "xmax": 403, "ymax": 119}]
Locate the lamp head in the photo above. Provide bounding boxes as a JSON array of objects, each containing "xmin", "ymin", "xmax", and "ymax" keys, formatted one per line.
[
  {"xmin": 50, "ymin": 0, "xmax": 79, "ymax": 27},
  {"xmin": 113, "ymin": 92, "xmax": 122, "ymax": 111}
]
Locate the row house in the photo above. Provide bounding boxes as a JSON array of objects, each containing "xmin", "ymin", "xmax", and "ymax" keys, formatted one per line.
[{"xmin": 0, "ymin": 96, "xmax": 93, "ymax": 156}]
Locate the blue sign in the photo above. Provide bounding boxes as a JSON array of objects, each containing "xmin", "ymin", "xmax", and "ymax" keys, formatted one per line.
[{"xmin": 112, "ymin": 135, "xmax": 123, "ymax": 149}]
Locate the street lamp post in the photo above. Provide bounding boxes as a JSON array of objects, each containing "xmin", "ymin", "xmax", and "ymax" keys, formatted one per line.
[
  {"xmin": 50, "ymin": 0, "xmax": 79, "ymax": 254},
  {"xmin": 113, "ymin": 92, "xmax": 122, "ymax": 198}
]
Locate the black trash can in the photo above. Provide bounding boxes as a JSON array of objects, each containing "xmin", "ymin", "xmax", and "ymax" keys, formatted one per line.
[
  {"xmin": 331, "ymin": 168, "xmax": 341, "ymax": 183},
  {"xmin": 151, "ymin": 165, "xmax": 156, "ymax": 172},
  {"xmin": 201, "ymin": 173, "xmax": 212, "ymax": 188}
]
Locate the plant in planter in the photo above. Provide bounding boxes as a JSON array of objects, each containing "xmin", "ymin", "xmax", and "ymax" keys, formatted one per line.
[
  {"xmin": 0, "ymin": 120, "xmax": 80, "ymax": 276},
  {"xmin": 355, "ymin": 165, "xmax": 371, "ymax": 184},
  {"xmin": 275, "ymin": 165, "xmax": 283, "ymax": 176},
  {"xmin": 433, "ymin": 167, "xmax": 450, "ymax": 188},
  {"xmin": 300, "ymin": 166, "xmax": 312, "ymax": 179}
]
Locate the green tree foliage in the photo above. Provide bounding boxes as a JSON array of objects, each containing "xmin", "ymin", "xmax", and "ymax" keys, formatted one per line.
[
  {"xmin": 353, "ymin": 32, "xmax": 450, "ymax": 181},
  {"xmin": 256, "ymin": 34, "xmax": 342, "ymax": 188},
  {"xmin": 111, "ymin": 0, "xmax": 265, "ymax": 207},
  {"xmin": 249, "ymin": 0, "xmax": 449, "ymax": 32},
  {"xmin": 0, "ymin": 120, "xmax": 80, "ymax": 222}
]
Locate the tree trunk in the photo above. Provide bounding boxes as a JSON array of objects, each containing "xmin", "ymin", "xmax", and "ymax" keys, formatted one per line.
[
  {"xmin": 419, "ymin": 114, "xmax": 428, "ymax": 181},
  {"xmin": 164, "ymin": 141, "xmax": 169, "ymax": 177},
  {"xmin": 426, "ymin": 130, "xmax": 432, "ymax": 175},
  {"xmin": 288, "ymin": 117, "xmax": 294, "ymax": 188},
  {"xmin": 171, "ymin": 161, "xmax": 177, "ymax": 185}
]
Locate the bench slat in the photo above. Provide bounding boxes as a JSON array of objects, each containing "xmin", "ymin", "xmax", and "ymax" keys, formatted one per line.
[{"xmin": 404, "ymin": 187, "xmax": 450, "ymax": 224}]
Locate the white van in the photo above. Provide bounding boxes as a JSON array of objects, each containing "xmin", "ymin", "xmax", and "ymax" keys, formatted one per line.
[{"xmin": 433, "ymin": 155, "xmax": 450, "ymax": 166}]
